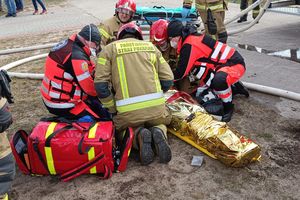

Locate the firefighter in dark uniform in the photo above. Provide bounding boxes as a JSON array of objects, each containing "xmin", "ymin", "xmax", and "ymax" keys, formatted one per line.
[
  {"xmin": 95, "ymin": 22, "xmax": 174, "ymax": 165},
  {"xmin": 41, "ymin": 24, "xmax": 109, "ymax": 119},
  {"xmin": 0, "ymin": 71, "xmax": 15, "ymax": 200},
  {"xmin": 98, "ymin": 0, "xmax": 136, "ymax": 47},
  {"xmin": 237, "ymin": 0, "xmax": 260, "ymax": 23},
  {"xmin": 167, "ymin": 20, "xmax": 249, "ymax": 122}
]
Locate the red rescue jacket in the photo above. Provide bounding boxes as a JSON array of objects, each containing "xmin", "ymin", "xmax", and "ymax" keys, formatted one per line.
[
  {"xmin": 175, "ymin": 34, "xmax": 245, "ymax": 87},
  {"xmin": 41, "ymin": 34, "xmax": 96, "ymax": 110}
]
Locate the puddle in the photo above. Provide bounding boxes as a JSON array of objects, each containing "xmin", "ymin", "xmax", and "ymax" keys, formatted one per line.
[{"xmin": 237, "ymin": 44, "xmax": 300, "ymax": 63}]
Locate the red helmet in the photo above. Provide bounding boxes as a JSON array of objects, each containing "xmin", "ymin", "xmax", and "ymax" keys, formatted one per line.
[
  {"xmin": 150, "ymin": 19, "xmax": 169, "ymax": 51},
  {"xmin": 115, "ymin": 0, "xmax": 136, "ymax": 15},
  {"xmin": 150, "ymin": 19, "xmax": 169, "ymax": 45},
  {"xmin": 117, "ymin": 22, "xmax": 143, "ymax": 40}
]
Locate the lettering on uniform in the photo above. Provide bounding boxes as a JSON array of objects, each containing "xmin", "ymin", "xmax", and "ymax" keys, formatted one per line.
[{"xmin": 116, "ymin": 41, "xmax": 155, "ymax": 55}]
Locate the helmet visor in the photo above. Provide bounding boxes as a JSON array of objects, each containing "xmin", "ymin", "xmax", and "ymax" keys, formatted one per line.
[{"xmin": 116, "ymin": 7, "xmax": 134, "ymax": 16}]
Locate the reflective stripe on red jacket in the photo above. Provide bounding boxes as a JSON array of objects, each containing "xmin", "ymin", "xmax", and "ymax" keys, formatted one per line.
[
  {"xmin": 41, "ymin": 34, "xmax": 96, "ymax": 109},
  {"xmin": 175, "ymin": 34, "xmax": 244, "ymax": 86}
]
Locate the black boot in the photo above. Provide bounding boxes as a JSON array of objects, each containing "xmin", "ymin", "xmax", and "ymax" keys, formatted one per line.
[
  {"xmin": 222, "ymin": 102, "xmax": 234, "ymax": 122},
  {"xmin": 232, "ymin": 81, "xmax": 250, "ymax": 97},
  {"xmin": 137, "ymin": 128, "xmax": 154, "ymax": 165},
  {"xmin": 149, "ymin": 127, "xmax": 172, "ymax": 163},
  {"xmin": 237, "ymin": 15, "xmax": 247, "ymax": 23}
]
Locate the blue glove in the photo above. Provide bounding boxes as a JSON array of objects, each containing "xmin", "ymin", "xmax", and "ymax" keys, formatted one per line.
[
  {"xmin": 77, "ymin": 115, "xmax": 94, "ymax": 122},
  {"xmin": 181, "ymin": 7, "xmax": 191, "ymax": 18}
]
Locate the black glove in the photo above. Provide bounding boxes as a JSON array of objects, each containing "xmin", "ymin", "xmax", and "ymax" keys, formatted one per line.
[
  {"xmin": 0, "ymin": 70, "xmax": 14, "ymax": 104},
  {"xmin": 206, "ymin": 9, "xmax": 217, "ymax": 35}
]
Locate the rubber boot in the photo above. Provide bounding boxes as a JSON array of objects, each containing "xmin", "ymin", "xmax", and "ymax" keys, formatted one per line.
[
  {"xmin": 149, "ymin": 127, "xmax": 172, "ymax": 163},
  {"xmin": 137, "ymin": 128, "xmax": 154, "ymax": 165},
  {"xmin": 232, "ymin": 81, "xmax": 250, "ymax": 98}
]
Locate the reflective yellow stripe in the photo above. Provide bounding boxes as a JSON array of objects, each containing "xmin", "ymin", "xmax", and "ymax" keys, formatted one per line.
[
  {"xmin": 117, "ymin": 56, "xmax": 129, "ymax": 99},
  {"xmin": 88, "ymin": 123, "xmax": 99, "ymax": 174},
  {"xmin": 159, "ymin": 56, "xmax": 166, "ymax": 64},
  {"xmin": 3, "ymin": 193, "xmax": 8, "ymax": 200},
  {"xmin": 99, "ymin": 28, "xmax": 111, "ymax": 39},
  {"xmin": 98, "ymin": 57, "xmax": 107, "ymax": 65},
  {"xmin": 150, "ymin": 53, "xmax": 162, "ymax": 92},
  {"xmin": 128, "ymin": 148, "xmax": 131, "ymax": 156},
  {"xmin": 45, "ymin": 122, "xmax": 57, "ymax": 175},
  {"xmin": 102, "ymin": 99, "xmax": 114, "ymax": 108},
  {"xmin": 117, "ymin": 97, "xmax": 165, "ymax": 113}
]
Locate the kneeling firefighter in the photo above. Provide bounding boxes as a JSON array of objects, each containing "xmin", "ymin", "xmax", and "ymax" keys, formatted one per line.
[
  {"xmin": 167, "ymin": 20, "xmax": 249, "ymax": 122},
  {"xmin": 95, "ymin": 22, "xmax": 174, "ymax": 165},
  {"xmin": 41, "ymin": 24, "xmax": 110, "ymax": 120},
  {"xmin": 0, "ymin": 71, "xmax": 15, "ymax": 200}
]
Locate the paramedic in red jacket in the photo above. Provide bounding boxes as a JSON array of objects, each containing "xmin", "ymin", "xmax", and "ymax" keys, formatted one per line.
[
  {"xmin": 167, "ymin": 20, "xmax": 248, "ymax": 122},
  {"xmin": 41, "ymin": 24, "xmax": 109, "ymax": 119}
]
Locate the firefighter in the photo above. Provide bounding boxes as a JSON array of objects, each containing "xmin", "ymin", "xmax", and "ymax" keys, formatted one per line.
[
  {"xmin": 149, "ymin": 19, "xmax": 178, "ymax": 71},
  {"xmin": 167, "ymin": 20, "xmax": 249, "ymax": 122},
  {"xmin": 237, "ymin": 0, "xmax": 260, "ymax": 23},
  {"xmin": 41, "ymin": 24, "xmax": 110, "ymax": 120},
  {"xmin": 182, "ymin": 0, "xmax": 228, "ymax": 43},
  {"xmin": 0, "ymin": 71, "xmax": 15, "ymax": 200},
  {"xmin": 95, "ymin": 22, "xmax": 174, "ymax": 165},
  {"xmin": 98, "ymin": 0, "xmax": 136, "ymax": 46}
]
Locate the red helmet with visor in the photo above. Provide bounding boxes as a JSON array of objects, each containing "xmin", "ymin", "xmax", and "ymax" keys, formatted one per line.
[
  {"xmin": 115, "ymin": 0, "xmax": 136, "ymax": 16},
  {"xmin": 117, "ymin": 22, "xmax": 143, "ymax": 40},
  {"xmin": 150, "ymin": 19, "xmax": 169, "ymax": 51}
]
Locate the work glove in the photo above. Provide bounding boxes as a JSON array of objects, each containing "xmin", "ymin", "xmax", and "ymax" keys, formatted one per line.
[{"xmin": 181, "ymin": 7, "xmax": 191, "ymax": 18}]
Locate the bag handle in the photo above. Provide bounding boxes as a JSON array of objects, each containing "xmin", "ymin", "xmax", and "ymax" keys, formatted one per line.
[{"xmin": 60, "ymin": 152, "xmax": 112, "ymax": 182}]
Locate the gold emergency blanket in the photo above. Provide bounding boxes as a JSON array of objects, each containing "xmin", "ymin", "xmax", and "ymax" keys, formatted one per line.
[{"xmin": 165, "ymin": 90, "xmax": 261, "ymax": 167}]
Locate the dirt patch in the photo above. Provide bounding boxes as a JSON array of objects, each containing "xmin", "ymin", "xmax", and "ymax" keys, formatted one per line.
[{"xmin": 1, "ymin": 30, "xmax": 300, "ymax": 200}]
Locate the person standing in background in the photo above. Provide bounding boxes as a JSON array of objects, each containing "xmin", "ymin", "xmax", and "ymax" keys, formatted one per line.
[
  {"xmin": 237, "ymin": 0, "xmax": 260, "ymax": 23},
  {"xmin": 15, "ymin": 0, "xmax": 23, "ymax": 12},
  {"xmin": 32, "ymin": 0, "xmax": 47, "ymax": 15},
  {"xmin": 4, "ymin": 0, "xmax": 16, "ymax": 17}
]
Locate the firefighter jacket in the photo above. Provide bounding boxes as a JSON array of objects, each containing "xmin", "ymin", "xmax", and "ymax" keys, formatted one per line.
[
  {"xmin": 174, "ymin": 34, "xmax": 245, "ymax": 88},
  {"xmin": 183, "ymin": 0, "xmax": 226, "ymax": 12},
  {"xmin": 40, "ymin": 34, "xmax": 97, "ymax": 113},
  {"xmin": 161, "ymin": 47, "xmax": 178, "ymax": 72},
  {"xmin": 0, "ymin": 97, "xmax": 15, "ymax": 198},
  {"xmin": 98, "ymin": 16, "xmax": 122, "ymax": 47},
  {"xmin": 95, "ymin": 38, "xmax": 174, "ymax": 126}
]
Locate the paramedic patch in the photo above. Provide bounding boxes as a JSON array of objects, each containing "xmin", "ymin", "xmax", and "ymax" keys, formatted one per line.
[{"xmin": 81, "ymin": 62, "xmax": 89, "ymax": 71}]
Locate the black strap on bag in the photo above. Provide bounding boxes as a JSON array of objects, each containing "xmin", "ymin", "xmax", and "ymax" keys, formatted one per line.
[{"xmin": 32, "ymin": 139, "xmax": 51, "ymax": 174}]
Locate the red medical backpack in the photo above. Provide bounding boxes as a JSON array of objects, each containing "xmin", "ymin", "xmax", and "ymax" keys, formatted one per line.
[{"xmin": 10, "ymin": 119, "xmax": 133, "ymax": 181}]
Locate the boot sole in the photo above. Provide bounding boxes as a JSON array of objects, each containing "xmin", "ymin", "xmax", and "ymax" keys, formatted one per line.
[
  {"xmin": 138, "ymin": 129, "xmax": 154, "ymax": 166},
  {"xmin": 152, "ymin": 131, "xmax": 172, "ymax": 163}
]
